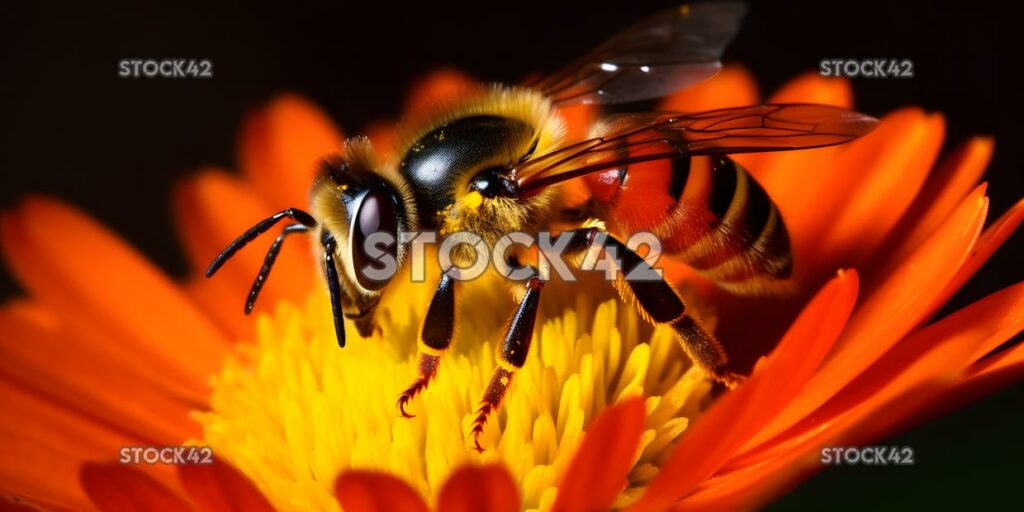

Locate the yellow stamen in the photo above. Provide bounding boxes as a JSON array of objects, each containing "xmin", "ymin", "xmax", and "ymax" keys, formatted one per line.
[{"xmin": 196, "ymin": 276, "xmax": 712, "ymax": 511}]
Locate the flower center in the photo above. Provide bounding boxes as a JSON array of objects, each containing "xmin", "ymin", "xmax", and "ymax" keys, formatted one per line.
[{"xmin": 197, "ymin": 276, "xmax": 711, "ymax": 510}]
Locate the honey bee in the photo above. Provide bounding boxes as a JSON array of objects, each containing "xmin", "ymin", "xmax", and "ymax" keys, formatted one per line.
[{"xmin": 206, "ymin": 2, "xmax": 877, "ymax": 449}]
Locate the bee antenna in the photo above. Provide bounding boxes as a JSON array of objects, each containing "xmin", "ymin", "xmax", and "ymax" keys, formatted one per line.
[
  {"xmin": 321, "ymin": 230, "xmax": 347, "ymax": 348},
  {"xmin": 205, "ymin": 208, "xmax": 317, "ymax": 278},
  {"xmin": 244, "ymin": 223, "xmax": 310, "ymax": 314}
]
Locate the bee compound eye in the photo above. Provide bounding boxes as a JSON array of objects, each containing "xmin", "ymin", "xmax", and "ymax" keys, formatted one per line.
[
  {"xmin": 351, "ymin": 186, "xmax": 399, "ymax": 290},
  {"xmin": 469, "ymin": 167, "xmax": 519, "ymax": 198}
]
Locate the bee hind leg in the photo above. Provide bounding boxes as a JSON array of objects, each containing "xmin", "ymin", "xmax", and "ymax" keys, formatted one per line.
[
  {"xmin": 564, "ymin": 227, "xmax": 744, "ymax": 388},
  {"xmin": 470, "ymin": 275, "xmax": 544, "ymax": 452},
  {"xmin": 397, "ymin": 271, "xmax": 457, "ymax": 418}
]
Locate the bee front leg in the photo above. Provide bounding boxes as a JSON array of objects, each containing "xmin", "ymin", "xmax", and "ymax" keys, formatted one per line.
[
  {"xmin": 470, "ymin": 274, "xmax": 544, "ymax": 452},
  {"xmin": 564, "ymin": 228, "xmax": 743, "ymax": 388},
  {"xmin": 397, "ymin": 271, "xmax": 457, "ymax": 418}
]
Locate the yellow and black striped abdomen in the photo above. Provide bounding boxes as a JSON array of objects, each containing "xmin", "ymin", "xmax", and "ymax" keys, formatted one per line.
[{"xmin": 584, "ymin": 155, "xmax": 793, "ymax": 296}]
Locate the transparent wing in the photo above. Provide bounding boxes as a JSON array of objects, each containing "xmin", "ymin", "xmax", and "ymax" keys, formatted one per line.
[
  {"xmin": 532, "ymin": 2, "xmax": 747, "ymax": 105},
  {"xmin": 516, "ymin": 104, "xmax": 879, "ymax": 194}
]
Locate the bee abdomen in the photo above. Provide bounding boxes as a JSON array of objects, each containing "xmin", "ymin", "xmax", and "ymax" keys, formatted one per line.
[{"xmin": 588, "ymin": 155, "xmax": 793, "ymax": 296}]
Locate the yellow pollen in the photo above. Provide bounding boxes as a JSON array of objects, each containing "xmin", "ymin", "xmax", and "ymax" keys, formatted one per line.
[
  {"xmin": 463, "ymin": 191, "xmax": 484, "ymax": 210},
  {"xmin": 196, "ymin": 276, "xmax": 712, "ymax": 511}
]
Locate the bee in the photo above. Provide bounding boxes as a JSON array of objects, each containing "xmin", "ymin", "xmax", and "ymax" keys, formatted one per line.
[{"xmin": 206, "ymin": 2, "xmax": 876, "ymax": 449}]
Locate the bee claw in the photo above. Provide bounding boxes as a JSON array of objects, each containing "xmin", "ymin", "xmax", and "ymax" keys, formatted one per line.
[
  {"xmin": 469, "ymin": 402, "xmax": 493, "ymax": 452},
  {"xmin": 472, "ymin": 431, "xmax": 485, "ymax": 453},
  {"xmin": 396, "ymin": 377, "xmax": 431, "ymax": 419},
  {"xmin": 397, "ymin": 399, "xmax": 416, "ymax": 419}
]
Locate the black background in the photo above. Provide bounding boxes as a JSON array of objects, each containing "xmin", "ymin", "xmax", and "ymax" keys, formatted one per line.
[{"xmin": 1, "ymin": 0, "xmax": 1020, "ymax": 508}]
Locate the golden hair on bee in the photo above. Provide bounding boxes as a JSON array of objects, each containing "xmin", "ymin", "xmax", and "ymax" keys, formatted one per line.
[
  {"xmin": 389, "ymin": 85, "xmax": 568, "ymax": 261},
  {"xmin": 392, "ymin": 84, "xmax": 567, "ymax": 163}
]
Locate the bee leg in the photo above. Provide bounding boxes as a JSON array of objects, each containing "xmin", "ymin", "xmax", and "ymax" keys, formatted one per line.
[
  {"xmin": 245, "ymin": 223, "xmax": 309, "ymax": 314},
  {"xmin": 397, "ymin": 271, "xmax": 457, "ymax": 418},
  {"xmin": 321, "ymin": 231, "xmax": 346, "ymax": 348},
  {"xmin": 564, "ymin": 228, "xmax": 742, "ymax": 388},
  {"xmin": 206, "ymin": 207, "xmax": 317, "ymax": 278},
  {"xmin": 470, "ymin": 275, "xmax": 544, "ymax": 452}
]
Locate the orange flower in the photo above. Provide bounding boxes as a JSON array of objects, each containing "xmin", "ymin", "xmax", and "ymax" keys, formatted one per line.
[{"xmin": 1, "ymin": 66, "xmax": 1022, "ymax": 511}]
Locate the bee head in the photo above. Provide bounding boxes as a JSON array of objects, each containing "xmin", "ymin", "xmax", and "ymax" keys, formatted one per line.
[{"xmin": 310, "ymin": 137, "xmax": 418, "ymax": 334}]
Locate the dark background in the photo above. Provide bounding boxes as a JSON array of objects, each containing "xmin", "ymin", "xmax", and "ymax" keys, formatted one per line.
[{"xmin": 1, "ymin": 0, "xmax": 1020, "ymax": 508}]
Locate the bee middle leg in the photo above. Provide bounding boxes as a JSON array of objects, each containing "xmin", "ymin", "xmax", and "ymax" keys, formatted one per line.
[
  {"xmin": 470, "ymin": 273, "xmax": 544, "ymax": 452},
  {"xmin": 563, "ymin": 227, "xmax": 743, "ymax": 388},
  {"xmin": 397, "ymin": 271, "xmax": 457, "ymax": 418}
]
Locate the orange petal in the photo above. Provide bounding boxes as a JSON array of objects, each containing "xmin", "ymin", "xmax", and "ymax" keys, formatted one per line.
[
  {"xmin": 238, "ymin": 94, "xmax": 345, "ymax": 208},
  {"xmin": 0, "ymin": 498, "xmax": 43, "ymax": 511},
  {"xmin": 768, "ymin": 72, "xmax": 853, "ymax": 107},
  {"xmin": 933, "ymin": 196, "xmax": 1024, "ymax": 311},
  {"xmin": 0, "ymin": 376, "xmax": 122, "ymax": 511},
  {"xmin": 0, "ymin": 306, "xmax": 200, "ymax": 444},
  {"xmin": 672, "ymin": 393, "xmax": 936, "ymax": 510},
  {"xmin": 335, "ymin": 471, "xmax": 428, "ymax": 512},
  {"xmin": 659, "ymin": 64, "xmax": 759, "ymax": 112},
  {"xmin": 632, "ymin": 271, "xmax": 858, "ymax": 512},
  {"xmin": 403, "ymin": 68, "xmax": 479, "ymax": 113},
  {"xmin": 682, "ymin": 282, "xmax": 1024, "ymax": 510},
  {"xmin": 0, "ymin": 197, "xmax": 227, "ymax": 394},
  {"xmin": 750, "ymin": 108, "xmax": 943, "ymax": 285},
  {"xmin": 364, "ymin": 120, "xmax": 398, "ymax": 158},
  {"xmin": 178, "ymin": 458, "xmax": 274, "ymax": 512},
  {"xmin": 172, "ymin": 170, "xmax": 315, "ymax": 320},
  {"xmin": 826, "ymin": 281, "xmax": 1024, "ymax": 444},
  {"xmin": 876, "ymin": 136, "xmax": 994, "ymax": 262},
  {"xmin": 743, "ymin": 185, "xmax": 987, "ymax": 450},
  {"xmin": 80, "ymin": 463, "xmax": 192, "ymax": 512},
  {"xmin": 818, "ymin": 109, "xmax": 945, "ymax": 274},
  {"xmin": 552, "ymin": 397, "xmax": 645, "ymax": 512},
  {"xmin": 436, "ymin": 464, "xmax": 520, "ymax": 512},
  {"xmin": 967, "ymin": 336, "xmax": 1024, "ymax": 381},
  {"xmin": 0, "ymin": 430, "xmax": 96, "ymax": 511},
  {"xmin": 735, "ymin": 280, "xmax": 1024, "ymax": 470},
  {"xmin": 181, "ymin": 275, "xmax": 253, "ymax": 343}
]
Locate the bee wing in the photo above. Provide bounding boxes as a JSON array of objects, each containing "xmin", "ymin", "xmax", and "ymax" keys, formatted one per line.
[
  {"xmin": 532, "ymin": 2, "xmax": 746, "ymax": 105},
  {"xmin": 516, "ymin": 104, "xmax": 878, "ymax": 194}
]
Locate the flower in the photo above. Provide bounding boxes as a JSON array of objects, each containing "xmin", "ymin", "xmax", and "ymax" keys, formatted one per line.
[{"xmin": 1, "ymin": 65, "xmax": 1022, "ymax": 511}]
